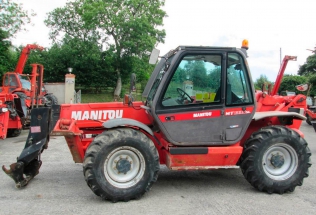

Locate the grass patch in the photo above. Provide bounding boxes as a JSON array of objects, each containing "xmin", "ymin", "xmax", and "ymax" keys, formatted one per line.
[
  {"xmin": 81, "ymin": 93, "xmax": 111, "ymax": 103},
  {"xmin": 80, "ymin": 83, "xmax": 144, "ymax": 103}
]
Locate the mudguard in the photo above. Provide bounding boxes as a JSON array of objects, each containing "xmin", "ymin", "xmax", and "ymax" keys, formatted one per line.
[
  {"xmin": 253, "ymin": 111, "xmax": 306, "ymax": 121},
  {"xmin": 103, "ymin": 118, "xmax": 154, "ymax": 136}
]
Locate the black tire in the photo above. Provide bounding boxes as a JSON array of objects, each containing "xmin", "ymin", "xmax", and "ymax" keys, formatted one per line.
[
  {"xmin": 306, "ymin": 114, "xmax": 312, "ymax": 125},
  {"xmin": 240, "ymin": 126, "xmax": 311, "ymax": 194},
  {"xmin": 83, "ymin": 128, "xmax": 160, "ymax": 202},
  {"xmin": 44, "ymin": 94, "xmax": 58, "ymax": 107},
  {"xmin": 6, "ymin": 129, "xmax": 22, "ymax": 138}
]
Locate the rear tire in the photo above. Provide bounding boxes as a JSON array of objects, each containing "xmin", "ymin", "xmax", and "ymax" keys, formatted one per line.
[
  {"xmin": 44, "ymin": 94, "xmax": 58, "ymax": 107},
  {"xmin": 240, "ymin": 126, "xmax": 311, "ymax": 194},
  {"xmin": 83, "ymin": 128, "xmax": 159, "ymax": 202}
]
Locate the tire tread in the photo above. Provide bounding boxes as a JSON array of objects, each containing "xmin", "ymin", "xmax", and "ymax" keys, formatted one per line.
[
  {"xmin": 240, "ymin": 125, "xmax": 311, "ymax": 194},
  {"xmin": 83, "ymin": 128, "xmax": 159, "ymax": 202}
]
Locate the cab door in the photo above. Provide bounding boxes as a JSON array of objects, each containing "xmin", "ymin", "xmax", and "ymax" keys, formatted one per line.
[
  {"xmin": 223, "ymin": 52, "xmax": 256, "ymax": 143},
  {"xmin": 151, "ymin": 50, "xmax": 227, "ymax": 146}
]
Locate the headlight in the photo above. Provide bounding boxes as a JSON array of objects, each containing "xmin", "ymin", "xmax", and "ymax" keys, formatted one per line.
[{"xmin": 0, "ymin": 107, "xmax": 8, "ymax": 112}]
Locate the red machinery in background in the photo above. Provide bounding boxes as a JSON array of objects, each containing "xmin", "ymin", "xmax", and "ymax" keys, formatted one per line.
[
  {"xmin": 1, "ymin": 44, "xmax": 57, "ymax": 106},
  {"xmin": 270, "ymin": 55, "xmax": 297, "ymax": 96},
  {"xmin": 0, "ymin": 94, "xmax": 21, "ymax": 139},
  {"xmin": 305, "ymin": 106, "xmax": 316, "ymax": 125},
  {"xmin": 0, "ymin": 44, "xmax": 58, "ymax": 139},
  {"xmin": 265, "ymin": 55, "xmax": 315, "ymax": 128}
]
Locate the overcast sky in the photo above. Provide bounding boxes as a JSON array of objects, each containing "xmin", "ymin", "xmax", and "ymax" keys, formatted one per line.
[{"xmin": 11, "ymin": 0, "xmax": 316, "ymax": 82}]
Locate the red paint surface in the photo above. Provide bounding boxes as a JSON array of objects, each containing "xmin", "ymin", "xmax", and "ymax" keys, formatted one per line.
[
  {"xmin": 164, "ymin": 146, "xmax": 243, "ymax": 169},
  {"xmin": 158, "ymin": 110, "xmax": 221, "ymax": 122}
]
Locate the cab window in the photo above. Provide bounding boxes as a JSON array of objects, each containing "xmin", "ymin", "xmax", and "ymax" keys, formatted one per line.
[
  {"xmin": 162, "ymin": 54, "xmax": 222, "ymax": 107},
  {"xmin": 4, "ymin": 74, "xmax": 18, "ymax": 87},
  {"xmin": 147, "ymin": 56, "xmax": 175, "ymax": 106},
  {"xmin": 226, "ymin": 53, "xmax": 253, "ymax": 105}
]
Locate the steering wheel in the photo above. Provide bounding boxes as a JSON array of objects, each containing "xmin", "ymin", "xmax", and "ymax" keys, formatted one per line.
[{"xmin": 176, "ymin": 88, "xmax": 194, "ymax": 104}]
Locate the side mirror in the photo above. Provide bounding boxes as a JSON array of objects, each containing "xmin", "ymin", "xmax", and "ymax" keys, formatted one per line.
[{"xmin": 149, "ymin": 48, "xmax": 160, "ymax": 64}]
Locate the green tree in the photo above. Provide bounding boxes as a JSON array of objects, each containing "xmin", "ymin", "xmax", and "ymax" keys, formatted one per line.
[
  {"xmin": 0, "ymin": 0, "xmax": 35, "ymax": 38},
  {"xmin": 298, "ymin": 53, "xmax": 316, "ymax": 76},
  {"xmin": 297, "ymin": 49, "xmax": 316, "ymax": 96},
  {"xmin": 82, "ymin": 0, "xmax": 166, "ymax": 99},
  {"xmin": 121, "ymin": 54, "xmax": 155, "ymax": 91},
  {"xmin": 45, "ymin": 0, "xmax": 166, "ymax": 100},
  {"xmin": 254, "ymin": 74, "xmax": 271, "ymax": 90},
  {"xmin": 300, "ymin": 73, "xmax": 316, "ymax": 97},
  {"xmin": 45, "ymin": 0, "xmax": 97, "ymax": 42},
  {"xmin": 172, "ymin": 67, "xmax": 186, "ymax": 84},
  {"xmin": 0, "ymin": 29, "xmax": 12, "ymax": 74},
  {"xmin": 0, "ymin": 0, "xmax": 35, "ymax": 75},
  {"xmin": 41, "ymin": 37, "xmax": 115, "ymax": 93},
  {"xmin": 45, "ymin": 0, "xmax": 106, "ymax": 91},
  {"xmin": 0, "ymin": 29, "xmax": 18, "ymax": 75},
  {"xmin": 184, "ymin": 61, "xmax": 208, "ymax": 89},
  {"xmin": 279, "ymin": 74, "xmax": 308, "ymax": 95},
  {"xmin": 207, "ymin": 67, "xmax": 221, "ymax": 90}
]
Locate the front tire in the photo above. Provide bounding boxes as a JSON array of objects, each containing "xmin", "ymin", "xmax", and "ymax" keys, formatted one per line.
[
  {"xmin": 240, "ymin": 126, "xmax": 311, "ymax": 194},
  {"xmin": 83, "ymin": 128, "xmax": 159, "ymax": 202},
  {"xmin": 44, "ymin": 94, "xmax": 58, "ymax": 107}
]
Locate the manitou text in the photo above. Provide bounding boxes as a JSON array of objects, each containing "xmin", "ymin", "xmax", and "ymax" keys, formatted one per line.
[{"xmin": 71, "ymin": 110, "xmax": 123, "ymax": 120}]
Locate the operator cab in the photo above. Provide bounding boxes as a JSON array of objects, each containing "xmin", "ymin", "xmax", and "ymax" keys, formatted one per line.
[
  {"xmin": 2, "ymin": 73, "xmax": 32, "ymax": 93},
  {"xmin": 143, "ymin": 43, "xmax": 256, "ymax": 146},
  {"xmin": 3, "ymin": 73, "xmax": 20, "ymax": 93}
]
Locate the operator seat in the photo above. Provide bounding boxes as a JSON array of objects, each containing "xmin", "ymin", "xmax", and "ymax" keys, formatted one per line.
[{"xmin": 214, "ymin": 84, "xmax": 239, "ymax": 104}]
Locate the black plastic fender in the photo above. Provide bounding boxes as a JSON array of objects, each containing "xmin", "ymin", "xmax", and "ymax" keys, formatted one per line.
[{"xmin": 102, "ymin": 118, "xmax": 154, "ymax": 136}]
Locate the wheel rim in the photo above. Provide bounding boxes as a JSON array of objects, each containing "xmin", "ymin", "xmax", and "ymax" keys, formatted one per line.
[
  {"xmin": 104, "ymin": 146, "xmax": 145, "ymax": 188},
  {"xmin": 262, "ymin": 143, "xmax": 298, "ymax": 180}
]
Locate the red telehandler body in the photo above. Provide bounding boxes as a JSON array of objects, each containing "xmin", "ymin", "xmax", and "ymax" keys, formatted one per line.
[
  {"xmin": 0, "ymin": 44, "xmax": 58, "ymax": 139},
  {"xmin": 1, "ymin": 44, "xmax": 58, "ymax": 107},
  {"xmin": 3, "ymin": 41, "xmax": 312, "ymax": 202},
  {"xmin": 0, "ymin": 94, "xmax": 22, "ymax": 139}
]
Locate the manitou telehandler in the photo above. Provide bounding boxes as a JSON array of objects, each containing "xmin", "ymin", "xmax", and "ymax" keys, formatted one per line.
[
  {"xmin": 3, "ymin": 40, "xmax": 312, "ymax": 202},
  {"xmin": 0, "ymin": 44, "xmax": 58, "ymax": 139},
  {"xmin": 1, "ymin": 44, "xmax": 58, "ymax": 107}
]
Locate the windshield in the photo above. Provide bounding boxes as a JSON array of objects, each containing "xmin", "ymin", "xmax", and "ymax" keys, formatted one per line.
[
  {"xmin": 147, "ymin": 56, "xmax": 174, "ymax": 104},
  {"xmin": 161, "ymin": 54, "xmax": 222, "ymax": 107},
  {"xmin": 19, "ymin": 75, "xmax": 31, "ymax": 90}
]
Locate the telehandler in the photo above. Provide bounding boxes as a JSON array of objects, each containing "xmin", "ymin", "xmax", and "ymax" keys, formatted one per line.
[
  {"xmin": 0, "ymin": 44, "xmax": 58, "ymax": 139},
  {"xmin": 3, "ymin": 40, "xmax": 312, "ymax": 202}
]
